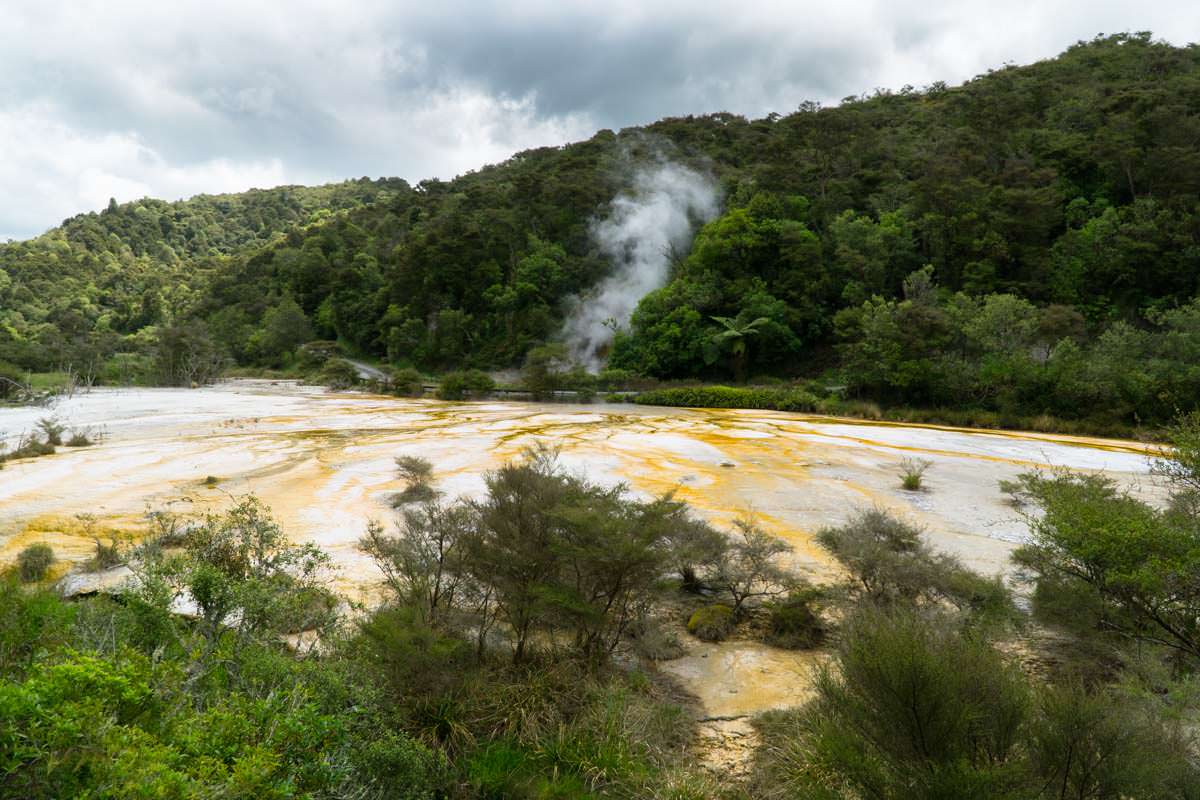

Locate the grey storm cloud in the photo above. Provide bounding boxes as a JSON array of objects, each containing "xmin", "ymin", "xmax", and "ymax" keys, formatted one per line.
[{"xmin": 1, "ymin": 0, "xmax": 1198, "ymax": 240}]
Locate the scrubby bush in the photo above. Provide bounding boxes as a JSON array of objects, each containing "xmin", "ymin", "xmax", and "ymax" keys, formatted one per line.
[
  {"xmin": 711, "ymin": 518, "xmax": 796, "ymax": 617},
  {"xmin": 2, "ymin": 433, "xmax": 56, "ymax": 463},
  {"xmin": 296, "ymin": 340, "xmax": 341, "ymax": 369},
  {"xmin": 17, "ymin": 543, "xmax": 55, "ymax": 583},
  {"xmin": 817, "ymin": 507, "xmax": 1015, "ymax": 622},
  {"xmin": 436, "ymin": 369, "xmax": 494, "ymax": 400},
  {"xmin": 388, "ymin": 455, "xmax": 440, "ymax": 508},
  {"xmin": 65, "ymin": 429, "xmax": 93, "ymax": 447},
  {"xmin": 317, "ymin": 358, "xmax": 359, "ymax": 389},
  {"xmin": 390, "ymin": 366, "xmax": 426, "ymax": 397},
  {"xmin": 1012, "ymin": 460, "xmax": 1200, "ymax": 664},
  {"xmin": 635, "ymin": 385, "xmax": 819, "ymax": 413},
  {"xmin": 765, "ymin": 591, "xmax": 825, "ymax": 649},
  {"xmin": 687, "ymin": 604, "xmax": 734, "ymax": 642},
  {"xmin": 899, "ymin": 457, "xmax": 932, "ymax": 490},
  {"xmin": 750, "ymin": 607, "xmax": 1200, "ymax": 799},
  {"xmin": 86, "ymin": 533, "xmax": 123, "ymax": 572},
  {"xmin": 462, "ymin": 369, "xmax": 495, "ymax": 394},
  {"xmin": 0, "ymin": 361, "xmax": 27, "ymax": 400}
]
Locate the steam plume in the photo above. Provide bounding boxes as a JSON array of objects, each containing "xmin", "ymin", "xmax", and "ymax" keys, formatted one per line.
[{"xmin": 563, "ymin": 161, "xmax": 720, "ymax": 371}]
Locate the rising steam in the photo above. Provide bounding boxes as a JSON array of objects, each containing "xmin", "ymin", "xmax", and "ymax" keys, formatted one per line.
[{"xmin": 563, "ymin": 161, "xmax": 721, "ymax": 371}]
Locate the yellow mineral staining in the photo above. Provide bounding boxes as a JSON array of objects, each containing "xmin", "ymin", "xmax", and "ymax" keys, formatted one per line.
[
  {"xmin": 0, "ymin": 514, "xmax": 141, "ymax": 565},
  {"xmin": 0, "ymin": 382, "xmax": 1159, "ymax": 720}
]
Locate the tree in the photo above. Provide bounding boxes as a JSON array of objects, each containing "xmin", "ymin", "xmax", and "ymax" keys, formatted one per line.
[
  {"xmin": 1012, "ymin": 462, "xmax": 1200, "ymax": 664},
  {"xmin": 375, "ymin": 445, "xmax": 691, "ymax": 664},
  {"xmin": 521, "ymin": 343, "xmax": 570, "ymax": 400},
  {"xmin": 389, "ymin": 455, "xmax": 439, "ymax": 507},
  {"xmin": 251, "ymin": 294, "xmax": 312, "ymax": 366},
  {"xmin": 711, "ymin": 518, "xmax": 794, "ymax": 617},
  {"xmin": 460, "ymin": 449, "xmax": 573, "ymax": 662},
  {"xmin": 155, "ymin": 319, "xmax": 226, "ymax": 386},
  {"xmin": 709, "ymin": 315, "xmax": 770, "ymax": 382},
  {"xmin": 360, "ymin": 500, "xmax": 473, "ymax": 626}
]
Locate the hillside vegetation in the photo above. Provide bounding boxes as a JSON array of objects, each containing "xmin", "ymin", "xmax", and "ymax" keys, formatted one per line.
[{"xmin": 2, "ymin": 33, "xmax": 1199, "ymax": 426}]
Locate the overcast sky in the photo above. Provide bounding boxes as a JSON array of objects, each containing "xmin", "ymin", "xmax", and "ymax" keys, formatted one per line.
[{"xmin": 2, "ymin": 1, "xmax": 1197, "ymax": 241}]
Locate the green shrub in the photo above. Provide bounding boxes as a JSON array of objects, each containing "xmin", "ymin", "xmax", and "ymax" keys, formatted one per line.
[
  {"xmin": 391, "ymin": 367, "xmax": 426, "ymax": 397},
  {"xmin": 0, "ymin": 361, "xmax": 26, "ymax": 400},
  {"xmin": 4, "ymin": 436, "xmax": 56, "ymax": 461},
  {"xmin": 634, "ymin": 385, "xmax": 819, "ymax": 413},
  {"xmin": 296, "ymin": 340, "xmax": 340, "ymax": 369},
  {"xmin": 0, "ymin": 578, "xmax": 75, "ymax": 677},
  {"xmin": 317, "ymin": 358, "xmax": 359, "ymax": 389},
  {"xmin": 36, "ymin": 418, "xmax": 65, "ymax": 447},
  {"xmin": 756, "ymin": 608, "xmax": 1030, "ymax": 797},
  {"xmin": 816, "ymin": 507, "xmax": 1016, "ymax": 622},
  {"xmin": 436, "ymin": 370, "xmax": 494, "ymax": 400},
  {"xmin": 436, "ymin": 371, "xmax": 470, "ymax": 400},
  {"xmin": 686, "ymin": 604, "xmax": 734, "ymax": 642},
  {"xmin": 463, "ymin": 369, "xmax": 496, "ymax": 393},
  {"xmin": 899, "ymin": 457, "xmax": 931, "ymax": 491},
  {"xmin": 353, "ymin": 730, "xmax": 445, "ymax": 799},
  {"xmin": 765, "ymin": 591, "xmax": 825, "ymax": 649},
  {"xmin": 17, "ymin": 543, "xmax": 55, "ymax": 583},
  {"xmin": 84, "ymin": 530, "xmax": 123, "ymax": 572},
  {"xmin": 65, "ymin": 430, "xmax": 92, "ymax": 447}
]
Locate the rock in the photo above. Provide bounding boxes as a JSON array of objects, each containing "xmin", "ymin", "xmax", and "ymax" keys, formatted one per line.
[{"xmin": 57, "ymin": 564, "xmax": 132, "ymax": 598}]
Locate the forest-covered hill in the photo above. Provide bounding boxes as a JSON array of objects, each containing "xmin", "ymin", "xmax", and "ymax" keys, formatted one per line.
[{"xmin": 2, "ymin": 33, "xmax": 1198, "ymax": 425}]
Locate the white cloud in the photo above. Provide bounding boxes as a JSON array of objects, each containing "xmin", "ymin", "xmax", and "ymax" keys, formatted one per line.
[
  {"xmin": 1, "ymin": 0, "xmax": 1198, "ymax": 238},
  {"xmin": 0, "ymin": 103, "xmax": 292, "ymax": 236}
]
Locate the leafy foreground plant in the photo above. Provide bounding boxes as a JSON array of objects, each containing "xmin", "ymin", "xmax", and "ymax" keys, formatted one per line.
[
  {"xmin": 0, "ymin": 492, "xmax": 731, "ymax": 800},
  {"xmin": 1008, "ymin": 414, "xmax": 1200, "ymax": 669},
  {"xmin": 0, "ymin": 576, "xmax": 444, "ymax": 800},
  {"xmin": 749, "ymin": 607, "xmax": 1199, "ymax": 799}
]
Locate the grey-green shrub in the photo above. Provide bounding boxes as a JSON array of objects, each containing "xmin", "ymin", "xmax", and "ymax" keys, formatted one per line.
[{"xmin": 17, "ymin": 543, "xmax": 55, "ymax": 583}]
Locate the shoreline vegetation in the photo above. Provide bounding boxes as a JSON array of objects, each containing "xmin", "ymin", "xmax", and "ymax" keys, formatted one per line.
[
  {"xmin": 3, "ymin": 415, "xmax": 1199, "ymax": 797},
  {"xmin": 5, "ymin": 361, "xmax": 1164, "ymax": 444},
  {"xmin": 241, "ymin": 361, "xmax": 1176, "ymax": 442}
]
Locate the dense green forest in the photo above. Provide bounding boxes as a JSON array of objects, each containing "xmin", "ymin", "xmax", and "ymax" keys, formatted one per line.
[{"xmin": 3, "ymin": 33, "xmax": 1199, "ymax": 427}]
